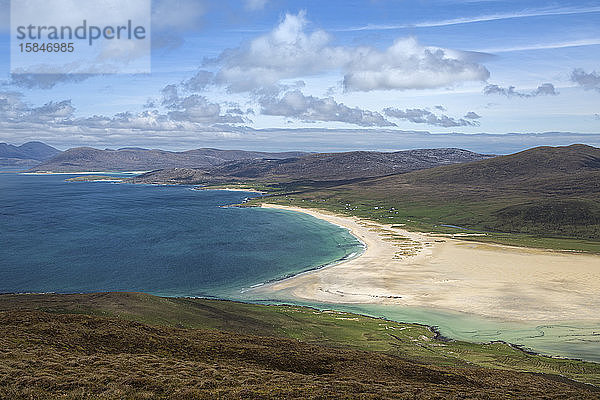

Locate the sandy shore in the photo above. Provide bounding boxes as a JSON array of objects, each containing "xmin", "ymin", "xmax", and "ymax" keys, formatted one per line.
[
  {"xmin": 197, "ymin": 187, "xmax": 267, "ymax": 194},
  {"xmin": 256, "ymin": 204, "xmax": 600, "ymax": 322}
]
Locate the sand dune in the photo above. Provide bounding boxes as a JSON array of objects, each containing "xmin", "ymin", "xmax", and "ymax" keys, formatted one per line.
[{"xmin": 257, "ymin": 204, "xmax": 600, "ymax": 322}]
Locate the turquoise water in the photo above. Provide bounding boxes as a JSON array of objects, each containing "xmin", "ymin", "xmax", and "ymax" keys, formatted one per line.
[
  {"xmin": 0, "ymin": 173, "xmax": 362, "ymax": 298},
  {"xmin": 247, "ymin": 297, "xmax": 600, "ymax": 362},
  {"xmin": 325, "ymin": 304, "xmax": 600, "ymax": 363}
]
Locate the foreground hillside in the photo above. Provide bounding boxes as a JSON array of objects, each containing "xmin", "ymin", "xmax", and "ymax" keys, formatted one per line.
[
  {"xmin": 0, "ymin": 293, "xmax": 598, "ymax": 399},
  {"xmin": 131, "ymin": 148, "xmax": 492, "ymax": 184}
]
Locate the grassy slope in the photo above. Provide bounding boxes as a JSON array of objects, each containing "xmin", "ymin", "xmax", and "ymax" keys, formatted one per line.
[
  {"xmin": 1, "ymin": 292, "xmax": 599, "ymax": 395},
  {"xmin": 242, "ymin": 145, "xmax": 600, "ymax": 253}
]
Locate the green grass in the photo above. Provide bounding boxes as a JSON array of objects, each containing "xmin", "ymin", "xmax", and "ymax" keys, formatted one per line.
[
  {"xmin": 5, "ymin": 307, "xmax": 598, "ymax": 399},
  {"xmin": 197, "ymin": 182, "xmax": 285, "ymax": 193},
  {"xmin": 2, "ymin": 292, "xmax": 599, "ymax": 387},
  {"xmin": 65, "ymin": 175, "xmax": 125, "ymax": 182},
  {"xmin": 243, "ymin": 190, "xmax": 600, "ymax": 254}
]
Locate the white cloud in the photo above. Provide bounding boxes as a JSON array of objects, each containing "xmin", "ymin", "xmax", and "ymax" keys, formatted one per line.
[
  {"xmin": 213, "ymin": 12, "xmax": 489, "ymax": 93},
  {"xmin": 168, "ymin": 95, "xmax": 246, "ymax": 124},
  {"xmin": 214, "ymin": 11, "xmax": 349, "ymax": 92},
  {"xmin": 0, "ymin": 91, "xmax": 74, "ymax": 123},
  {"xmin": 0, "ymin": 88, "xmax": 245, "ymax": 132},
  {"xmin": 571, "ymin": 69, "xmax": 600, "ymax": 92},
  {"xmin": 464, "ymin": 111, "xmax": 481, "ymax": 120},
  {"xmin": 158, "ymin": 84, "xmax": 247, "ymax": 124},
  {"xmin": 384, "ymin": 107, "xmax": 479, "ymax": 127},
  {"xmin": 183, "ymin": 70, "xmax": 214, "ymax": 92},
  {"xmin": 259, "ymin": 90, "xmax": 395, "ymax": 127},
  {"xmin": 342, "ymin": 37, "xmax": 489, "ymax": 91},
  {"xmin": 483, "ymin": 83, "xmax": 559, "ymax": 98}
]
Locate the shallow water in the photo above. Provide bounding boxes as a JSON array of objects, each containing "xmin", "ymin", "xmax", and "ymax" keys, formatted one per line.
[{"xmin": 245, "ymin": 297, "xmax": 600, "ymax": 362}]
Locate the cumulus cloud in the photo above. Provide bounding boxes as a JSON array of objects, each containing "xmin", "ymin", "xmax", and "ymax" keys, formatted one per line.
[
  {"xmin": 483, "ymin": 83, "xmax": 558, "ymax": 98},
  {"xmin": 160, "ymin": 84, "xmax": 181, "ymax": 108},
  {"xmin": 26, "ymin": 100, "xmax": 75, "ymax": 122},
  {"xmin": 213, "ymin": 12, "xmax": 344, "ymax": 92},
  {"xmin": 212, "ymin": 12, "xmax": 489, "ymax": 92},
  {"xmin": 383, "ymin": 107, "xmax": 479, "ymax": 127},
  {"xmin": 343, "ymin": 38, "xmax": 490, "ymax": 91},
  {"xmin": 464, "ymin": 111, "xmax": 481, "ymax": 119},
  {"xmin": 259, "ymin": 90, "xmax": 395, "ymax": 127},
  {"xmin": 73, "ymin": 110, "xmax": 197, "ymax": 131},
  {"xmin": 0, "ymin": 91, "xmax": 74, "ymax": 123},
  {"xmin": 183, "ymin": 70, "xmax": 214, "ymax": 92},
  {"xmin": 158, "ymin": 84, "xmax": 246, "ymax": 124},
  {"xmin": 168, "ymin": 96, "xmax": 245, "ymax": 124},
  {"xmin": 571, "ymin": 69, "xmax": 600, "ymax": 92},
  {"xmin": 0, "ymin": 87, "xmax": 245, "ymax": 133},
  {"xmin": 0, "ymin": 91, "xmax": 27, "ymax": 120}
]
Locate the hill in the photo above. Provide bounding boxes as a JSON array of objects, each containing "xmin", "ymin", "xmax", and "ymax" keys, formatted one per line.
[
  {"xmin": 28, "ymin": 147, "xmax": 309, "ymax": 172},
  {"xmin": 0, "ymin": 292, "xmax": 598, "ymax": 399},
  {"xmin": 131, "ymin": 148, "xmax": 493, "ymax": 184},
  {"xmin": 0, "ymin": 141, "xmax": 61, "ymax": 169},
  {"xmin": 251, "ymin": 144, "xmax": 600, "ymax": 246}
]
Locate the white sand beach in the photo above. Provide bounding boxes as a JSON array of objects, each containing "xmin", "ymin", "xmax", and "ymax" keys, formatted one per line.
[
  {"xmin": 204, "ymin": 187, "xmax": 267, "ymax": 194},
  {"xmin": 257, "ymin": 204, "xmax": 600, "ymax": 322}
]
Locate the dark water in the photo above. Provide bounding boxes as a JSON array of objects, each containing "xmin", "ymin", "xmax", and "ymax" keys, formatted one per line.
[{"xmin": 0, "ymin": 173, "xmax": 362, "ymax": 298}]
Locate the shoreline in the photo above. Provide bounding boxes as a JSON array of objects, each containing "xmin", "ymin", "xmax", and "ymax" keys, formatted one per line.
[
  {"xmin": 253, "ymin": 203, "xmax": 600, "ymax": 324},
  {"xmin": 21, "ymin": 171, "xmax": 149, "ymax": 175},
  {"xmin": 195, "ymin": 187, "xmax": 268, "ymax": 194}
]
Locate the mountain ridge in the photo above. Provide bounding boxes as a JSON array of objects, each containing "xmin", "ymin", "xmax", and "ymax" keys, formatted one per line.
[
  {"xmin": 131, "ymin": 148, "xmax": 494, "ymax": 184},
  {"xmin": 28, "ymin": 146, "xmax": 310, "ymax": 172},
  {"xmin": 261, "ymin": 144, "xmax": 600, "ymax": 241},
  {"xmin": 0, "ymin": 141, "xmax": 61, "ymax": 169}
]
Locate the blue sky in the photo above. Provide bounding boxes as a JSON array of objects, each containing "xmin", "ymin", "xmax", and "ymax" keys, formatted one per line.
[{"xmin": 0, "ymin": 0, "xmax": 599, "ymax": 152}]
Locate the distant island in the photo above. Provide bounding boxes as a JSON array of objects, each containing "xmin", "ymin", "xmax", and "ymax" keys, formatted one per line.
[{"xmin": 0, "ymin": 141, "xmax": 60, "ymax": 168}]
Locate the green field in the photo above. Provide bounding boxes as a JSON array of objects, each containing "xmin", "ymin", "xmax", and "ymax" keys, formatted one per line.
[
  {"xmin": 248, "ymin": 194, "xmax": 600, "ymax": 254},
  {"xmin": 217, "ymin": 145, "xmax": 600, "ymax": 253},
  {"xmin": 2, "ymin": 292, "xmax": 599, "ymax": 391}
]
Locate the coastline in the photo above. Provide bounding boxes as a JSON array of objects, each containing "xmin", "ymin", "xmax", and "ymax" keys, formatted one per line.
[
  {"xmin": 195, "ymin": 187, "xmax": 267, "ymax": 194},
  {"xmin": 254, "ymin": 203, "xmax": 600, "ymax": 323},
  {"xmin": 21, "ymin": 171, "xmax": 149, "ymax": 175}
]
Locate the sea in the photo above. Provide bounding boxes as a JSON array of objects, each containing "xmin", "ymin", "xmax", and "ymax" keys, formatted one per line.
[
  {"xmin": 1, "ymin": 171, "xmax": 599, "ymax": 363},
  {"xmin": 0, "ymin": 172, "xmax": 362, "ymax": 298}
]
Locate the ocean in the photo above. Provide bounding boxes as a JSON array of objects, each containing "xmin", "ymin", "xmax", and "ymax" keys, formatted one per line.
[{"xmin": 0, "ymin": 172, "xmax": 362, "ymax": 298}]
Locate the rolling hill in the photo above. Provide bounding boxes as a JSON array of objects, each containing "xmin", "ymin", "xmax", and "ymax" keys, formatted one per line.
[
  {"xmin": 131, "ymin": 148, "xmax": 493, "ymax": 184},
  {"xmin": 28, "ymin": 147, "xmax": 309, "ymax": 172},
  {"xmin": 255, "ymin": 144, "xmax": 600, "ymax": 244},
  {"xmin": 1, "ymin": 292, "xmax": 598, "ymax": 399},
  {"xmin": 0, "ymin": 141, "xmax": 61, "ymax": 168}
]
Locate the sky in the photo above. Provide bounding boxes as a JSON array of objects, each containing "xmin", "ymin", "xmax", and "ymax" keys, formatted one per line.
[{"xmin": 0, "ymin": 0, "xmax": 599, "ymax": 153}]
